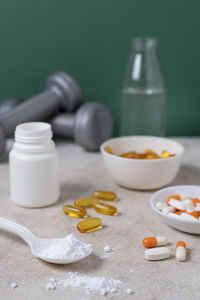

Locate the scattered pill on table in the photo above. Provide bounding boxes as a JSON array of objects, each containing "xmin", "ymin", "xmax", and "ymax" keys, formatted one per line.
[
  {"xmin": 126, "ymin": 288, "xmax": 134, "ymax": 295},
  {"xmin": 142, "ymin": 236, "xmax": 167, "ymax": 248},
  {"xmin": 104, "ymin": 245, "xmax": 111, "ymax": 252},
  {"xmin": 74, "ymin": 197, "xmax": 98, "ymax": 208},
  {"xmin": 10, "ymin": 282, "xmax": 18, "ymax": 288},
  {"xmin": 63, "ymin": 205, "xmax": 87, "ymax": 218},
  {"xmin": 77, "ymin": 217, "xmax": 103, "ymax": 233},
  {"xmin": 93, "ymin": 201, "xmax": 118, "ymax": 216},
  {"xmin": 176, "ymin": 241, "xmax": 186, "ymax": 261},
  {"xmin": 92, "ymin": 190, "xmax": 117, "ymax": 201},
  {"xmin": 145, "ymin": 247, "xmax": 170, "ymax": 261}
]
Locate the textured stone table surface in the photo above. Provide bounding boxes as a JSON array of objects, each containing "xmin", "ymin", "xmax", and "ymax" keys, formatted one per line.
[{"xmin": 1, "ymin": 138, "xmax": 200, "ymax": 300}]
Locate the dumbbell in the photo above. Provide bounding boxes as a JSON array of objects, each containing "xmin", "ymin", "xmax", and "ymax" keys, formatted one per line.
[
  {"xmin": 0, "ymin": 98, "xmax": 21, "ymax": 114},
  {"xmin": 0, "ymin": 99, "xmax": 113, "ymax": 151},
  {"xmin": 51, "ymin": 102, "xmax": 113, "ymax": 151},
  {"xmin": 0, "ymin": 71, "xmax": 83, "ymax": 156}
]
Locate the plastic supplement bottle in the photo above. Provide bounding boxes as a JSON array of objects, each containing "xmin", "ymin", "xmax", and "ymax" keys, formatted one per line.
[{"xmin": 9, "ymin": 122, "xmax": 60, "ymax": 207}]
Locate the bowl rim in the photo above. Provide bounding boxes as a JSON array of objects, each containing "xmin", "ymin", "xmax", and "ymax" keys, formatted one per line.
[
  {"xmin": 100, "ymin": 136, "xmax": 184, "ymax": 163},
  {"xmin": 150, "ymin": 185, "xmax": 200, "ymax": 224}
]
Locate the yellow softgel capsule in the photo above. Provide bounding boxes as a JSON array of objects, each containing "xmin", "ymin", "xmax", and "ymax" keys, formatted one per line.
[
  {"xmin": 93, "ymin": 201, "xmax": 118, "ymax": 216},
  {"xmin": 104, "ymin": 146, "xmax": 113, "ymax": 154},
  {"xmin": 161, "ymin": 151, "xmax": 171, "ymax": 158},
  {"xmin": 74, "ymin": 197, "xmax": 98, "ymax": 208},
  {"xmin": 63, "ymin": 205, "xmax": 87, "ymax": 218},
  {"xmin": 77, "ymin": 217, "xmax": 103, "ymax": 233},
  {"xmin": 92, "ymin": 190, "xmax": 117, "ymax": 201}
]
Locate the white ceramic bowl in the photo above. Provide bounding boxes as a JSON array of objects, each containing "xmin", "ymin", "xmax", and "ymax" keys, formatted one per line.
[
  {"xmin": 100, "ymin": 136, "xmax": 184, "ymax": 190},
  {"xmin": 150, "ymin": 185, "xmax": 200, "ymax": 234}
]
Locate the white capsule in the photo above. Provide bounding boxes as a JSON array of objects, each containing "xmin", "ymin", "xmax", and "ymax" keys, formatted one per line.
[
  {"xmin": 179, "ymin": 213, "xmax": 199, "ymax": 222},
  {"xmin": 156, "ymin": 236, "xmax": 168, "ymax": 246},
  {"xmin": 145, "ymin": 247, "xmax": 170, "ymax": 261},
  {"xmin": 156, "ymin": 201, "xmax": 167, "ymax": 211},
  {"xmin": 179, "ymin": 193, "xmax": 189, "ymax": 201},
  {"xmin": 168, "ymin": 199, "xmax": 185, "ymax": 211},
  {"xmin": 162, "ymin": 206, "xmax": 175, "ymax": 214},
  {"xmin": 176, "ymin": 246, "xmax": 186, "ymax": 261},
  {"xmin": 184, "ymin": 199, "xmax": 194, "ymax": 213}
]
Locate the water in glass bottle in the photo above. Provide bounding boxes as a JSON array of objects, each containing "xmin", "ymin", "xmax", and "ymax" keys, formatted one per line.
[{"xmin": 120, "ymin": 38, "xmax": 166, "ymax": 136}]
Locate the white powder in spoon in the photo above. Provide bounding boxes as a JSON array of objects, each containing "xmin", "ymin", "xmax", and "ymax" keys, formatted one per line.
[{"xmin": 39, "ymin": 233, "xmax": 92, "ymax": 261}]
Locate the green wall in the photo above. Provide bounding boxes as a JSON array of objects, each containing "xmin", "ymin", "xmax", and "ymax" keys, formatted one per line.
[{"xmin": 0, "ymin": 0, "xmax": 199, "ymax": 136}]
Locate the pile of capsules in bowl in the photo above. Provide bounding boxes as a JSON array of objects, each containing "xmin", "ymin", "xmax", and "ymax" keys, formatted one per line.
[
  {"xmin": 63, "ymin": 191, "xmax": 118, "ymax": 233},
  {"xmin": 156, "ymin": 194, "xmax": 200, "ymax": 222},
  {"xmin": 104, "ymin": 147, "xmax": 175, "ymax": 159}
]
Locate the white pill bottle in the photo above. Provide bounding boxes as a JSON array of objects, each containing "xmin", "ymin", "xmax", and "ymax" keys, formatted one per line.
[{"xmin": 9, "ymin": 122, "xmax": 60, "ymax": 208}]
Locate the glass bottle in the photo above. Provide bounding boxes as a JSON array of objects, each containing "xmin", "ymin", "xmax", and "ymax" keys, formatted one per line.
[{"xmin": 120, "ymin": 38, "xmax": 166, "ymax": 136}]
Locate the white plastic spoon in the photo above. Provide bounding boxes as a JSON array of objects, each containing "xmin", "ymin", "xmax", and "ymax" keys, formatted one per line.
[{"xmin": 0, "ymin": 217, "xmax": 92, "ymax": 264}]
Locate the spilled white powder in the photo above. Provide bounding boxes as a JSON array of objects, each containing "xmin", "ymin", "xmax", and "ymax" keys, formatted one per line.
[
  {"xmin": 39, "ymin": 233, "xmax": 92, "ymax": 261},
  {"xmin": 10, "ymin": 282, "xmax": 18, "ymax": 288},
  {"xmin": 100, "ymin": 245, "xmax": 118, "ymax": 259},
  {"xmin": 126, "ymin": 288, "xmax": 134, "ymax": 295},
  {"xmin": 45, "ymin": 272, "xmax": 123, "ymax": 295}
]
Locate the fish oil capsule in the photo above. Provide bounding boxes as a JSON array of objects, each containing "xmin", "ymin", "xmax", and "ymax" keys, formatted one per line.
[
  {"xmin": 93, "ymin": 201, "xmax": 117, "ymax": 216},
  {"xmin": 176, "ymin": 241, "xmax": 186, "ymax": 261},
  {"xmin": 145, "ymin": 154, "xmax": 160, "ymax": 159},
  {"xmin": 92, "ymin": 191, "xmax": 117, "ymax": 201},
  {"xmin": 74, "ymin": 198, "xmax": 98, "ymax": 208},
  {"xmin": 145, "ymin": 247, "xmax": 170, "ymax": 261},
  {"xmin": 120, "ymin": 151, "xmax": 138, "ymax": 159},
  {"xmin": 63, "ymin": 205, "xmax": 87, "ymax": 218},
  {"xmin": 145, "ymin": 149, "xmax": 159, "ymax": 155},
  {"xmin": 161, "ymin": 151, "xmax": 171, "ymax": 158},
  {"xmin": 104, "ymin": 146, "xmax": 113, "ymax": 154},
  {"xmin": 142, "ymin": 236, "xmax": 167, "ymax": 248},
  {"xmin": 77, "ymin": 217, "xmax": 102, "ymax": 233},
  {"xmin": 144, "ymin": 149, "xmax": 160, "ymax": 159}
]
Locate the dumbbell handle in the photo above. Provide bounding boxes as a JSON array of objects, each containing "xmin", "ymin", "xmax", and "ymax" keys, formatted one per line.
[
  {"xmin": 51, "ymin": 113, "xmax": 74, "ymax": 136},
  {"xmin": 0, "ymin": 89, "xmax": 61, "ymax": 137}
]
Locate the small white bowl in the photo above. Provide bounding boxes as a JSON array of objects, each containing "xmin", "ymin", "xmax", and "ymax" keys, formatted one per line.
[
  {"xmin": 100, "ymin": 136, "xmax": 184, "ymax": 190},
  {"xmin": 150, "ymin": 185, "xmax": 200, "ymax": 234}
]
